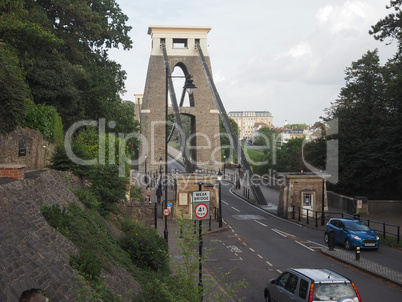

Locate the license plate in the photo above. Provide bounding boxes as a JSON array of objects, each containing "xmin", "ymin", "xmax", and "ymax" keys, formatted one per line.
[{"xmin": 365, "ymin": 243, "xmax": 375, "ymax": 247}]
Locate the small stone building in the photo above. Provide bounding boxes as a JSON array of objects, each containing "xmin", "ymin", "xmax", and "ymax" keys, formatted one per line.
[
  {"xmin": 278, "ymin": 173, "xmax": 329, "ymax": 219},
  {"xmin": 169, "ymin": 174, "xmax": 220, "ymax": 221}
]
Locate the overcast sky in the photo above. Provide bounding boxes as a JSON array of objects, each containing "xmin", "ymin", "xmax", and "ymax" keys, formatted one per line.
[{"xmin": 108, "ymin": 0, "xmax": 397, "ymax": 127}]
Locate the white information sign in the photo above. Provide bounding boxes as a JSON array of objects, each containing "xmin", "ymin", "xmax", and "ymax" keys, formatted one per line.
[{"xmin": 192, "ymin": 191, "xmax": 210, "ymax": 203}]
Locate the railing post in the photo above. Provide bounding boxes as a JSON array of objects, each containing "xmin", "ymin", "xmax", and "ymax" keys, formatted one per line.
[
  {"xmin": 298, "ymin": 207, "xmax": 301, "ymax": 222},
  {"xmin": 292, "ymin": 206, "xmax": 295, "ymax": 219},
  {"xmin": 383, "ymin": 223, "xmax": 386, "ymax": 239},
  {"xmin": 397, "ymin": 226, "xmax": 400, "ymax": 244},
  {"xmin": 306, "ymin": 209, "xmax": 309, "ymax": 225}
]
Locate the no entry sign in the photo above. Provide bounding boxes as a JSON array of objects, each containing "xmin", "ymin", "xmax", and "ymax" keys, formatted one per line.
[{"xmin": 163, "ymin": 208, "xmax": 170, "ymax": 216}]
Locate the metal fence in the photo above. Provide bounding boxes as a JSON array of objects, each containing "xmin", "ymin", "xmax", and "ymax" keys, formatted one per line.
[{"xmin": 291, "ymin": 206, "xmax": 400, "ymax": 243}]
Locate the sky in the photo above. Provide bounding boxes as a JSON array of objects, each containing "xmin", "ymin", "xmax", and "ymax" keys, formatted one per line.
[{"xmin": 108, "ymin": 0, "xmax": 398, "ymax": 127}]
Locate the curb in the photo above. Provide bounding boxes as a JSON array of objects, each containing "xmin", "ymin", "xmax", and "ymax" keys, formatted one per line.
[{"xmin": 321, "ymin": 248, "xmax": 402, "ymax": 288}]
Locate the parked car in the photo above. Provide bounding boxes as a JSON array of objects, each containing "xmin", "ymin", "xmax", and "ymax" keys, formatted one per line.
[
  {"xmin": 324, "ymin": 218, "xmax": 379, "ymax": 250},
  {"xmin": 264, "ymin": 268, "xmax": 362, "ymax": 302}
]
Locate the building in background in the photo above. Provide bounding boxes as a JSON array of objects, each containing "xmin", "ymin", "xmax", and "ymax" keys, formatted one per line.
[
  {"xmin": 228, "ymin": 111, "xmax": 273, "ymax": 140},
  {"xmin": 134, "ymin": 94, "xmax": 143, "ymax": 122}
]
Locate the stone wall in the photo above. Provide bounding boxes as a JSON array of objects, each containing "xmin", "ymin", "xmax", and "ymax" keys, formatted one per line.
[
  {"xmin": 0, "ymin": 127, "xmax": 56, "ymax": 171},
  {"xmin": 0, "ymin": 170, "xmax": 140, "ymax": 301}
]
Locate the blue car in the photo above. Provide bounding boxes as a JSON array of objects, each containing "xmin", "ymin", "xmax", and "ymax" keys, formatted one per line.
[{"xmin": 324, "ymin": 218, "xmax": 379, "ymax": 250}]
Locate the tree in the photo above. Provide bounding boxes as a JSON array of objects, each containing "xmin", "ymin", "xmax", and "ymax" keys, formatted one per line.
[
  {"xmin": 276, "ymin": 137, "xmax": 305, "ymax": 172},
  {"xmin": 369, "ymin": 0, "xmax": 402, "ymax": 51},
  {"xmin": 0, "ymin": 43, "xmax": 28, "ymax": 134},
  {"xmin": 324, "ymin": 50, "xmax": 389, "ymax": 197}
]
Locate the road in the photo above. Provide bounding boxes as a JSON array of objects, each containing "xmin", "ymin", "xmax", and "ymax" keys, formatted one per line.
[{"xmin": 202, "ymin": 182, "xmax": 402, "ymax": 301}]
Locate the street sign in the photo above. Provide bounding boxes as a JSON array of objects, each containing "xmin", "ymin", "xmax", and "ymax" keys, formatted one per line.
[
  {"xmin": 192, "ymin": 191, "xmax": 210, "ymax": 202},
  {"xmin": 357, "ymin": 200, "xmax": 362, "ymax": 209},
  {"xmin": 167, "ymin": 203, "xmax": 172, "ymax": 209},
  {"xmin": 194, "ymin": 203, "xmax": 209, "ymax": 220},
  {"xmin": 163, "ymin": 208, "xmax": 170, "ymax": 216}
]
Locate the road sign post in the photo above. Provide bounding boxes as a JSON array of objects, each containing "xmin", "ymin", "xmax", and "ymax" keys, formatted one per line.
[{"xmin": 192, "ymin": 188, "xmax": 212, "ymax": 301}]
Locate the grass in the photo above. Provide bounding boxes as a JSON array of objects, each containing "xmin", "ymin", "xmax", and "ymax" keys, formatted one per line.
[{"xmin": 378, "ymin": 233, "xmax": 402, "ymax": 248}]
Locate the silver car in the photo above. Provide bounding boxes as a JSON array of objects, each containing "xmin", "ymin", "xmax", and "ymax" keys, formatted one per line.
[{"xmin": 264, "ymin": 268, "xmax": 362, "ymax": 302}]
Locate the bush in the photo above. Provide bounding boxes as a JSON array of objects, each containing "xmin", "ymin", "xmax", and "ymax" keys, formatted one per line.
[
  {"xmin": 73, "ymin": 188, "xmax": 101, "ymax": 210},
  {"xmin": 130, "ymin": 186, "xmax": 144, "ymax": 203},
  {"xmin": 41, "ymin": 204, "xmax": 70, "ymax": 237},
  {"xmin": 70, "ymin": 251, "xmax": 102, "ymax": 281},
  {"xmin": 119, "ymin": 220, "xmax": 169, "ymax": 273},
  {"xmin": 89, "ymin": 165, "xmax": 128, "ymax": 216},
  {"xmin": 22, "ymin": 100, "xmax": 63, "ymax": 144}
]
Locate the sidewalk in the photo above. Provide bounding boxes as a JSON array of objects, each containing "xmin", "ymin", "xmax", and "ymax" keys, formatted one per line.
[{"xmin": 155, "ymin": 212, "xmax": 233, "ymax": 301}]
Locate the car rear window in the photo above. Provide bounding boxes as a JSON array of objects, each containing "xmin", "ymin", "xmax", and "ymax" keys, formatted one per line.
[{"xmin": 313, "ymin": 283, "xmax": 357, "ymax": 301}]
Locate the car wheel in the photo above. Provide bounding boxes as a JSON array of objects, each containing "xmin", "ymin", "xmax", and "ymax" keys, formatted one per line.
[
  {"xmin": 264, "ymin": 289, "xmax": 272, "ymax": 302},
  {"xmin": 345, "ymin": 239, "xmax": 352, "ymax": 250},
  {"xmin": 324, "ymin": 233, "xmax": 329, "ymax": 243}
]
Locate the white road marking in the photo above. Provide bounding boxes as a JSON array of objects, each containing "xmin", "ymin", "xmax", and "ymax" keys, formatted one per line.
[
  {"xmin": 307, "ymin": 240, "xmax": 328, "ymax": 248},
  {"xmin": 229, "ymin": 188, "xmax": 303, "ymax": 227},
  {"xmin": 249, "ymin": 248, "xmax": 255, "ymax": 252},
  {"xmin": 257, "ymin": 254, "xmax": 263, "ymax": 259},
  {"xmin": 254, "ymin": 220, "xmax": 267, "ymax": 227},
  {"xmin": 231, "ymin": 206, "xmax": 240, "ymax": 212},
  {"xmin": 295, "ymin": 240, "xmax": 315, "ymax": 252},
  {"xmin": 222, "ymin": 200, "xmax": 229, "ymax": 205},
  {"xmin": 266, "ymin": 261, "xmax": 273, "ymax": 266},
  {"xmin": 272, "ymin": 228, "xmax": 295, "ymax": 238}
]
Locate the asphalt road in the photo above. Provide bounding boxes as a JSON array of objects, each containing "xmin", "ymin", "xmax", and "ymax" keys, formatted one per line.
[{"xmin": 202, "ymin": 182, "xmax": 402, "ymax": 301}]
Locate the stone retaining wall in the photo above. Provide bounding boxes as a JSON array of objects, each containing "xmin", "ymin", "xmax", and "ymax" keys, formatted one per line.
[
  {"xmin": 0, "ymin": 169, "xmax": 141, "ymax": 301},
  {"xmin": 0, "ymin": 127, "xmax": 56, "ymax": 171}
]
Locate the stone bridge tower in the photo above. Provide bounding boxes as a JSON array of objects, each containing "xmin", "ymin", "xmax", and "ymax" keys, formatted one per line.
[{"xmin": 140, "ymin": 26, "xmax": 221, "ymax": 173}]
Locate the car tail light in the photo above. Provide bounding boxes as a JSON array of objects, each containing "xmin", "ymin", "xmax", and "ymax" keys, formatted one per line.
[
  {"xmin": 307, "ymin": 283, "xmax": 314, "ymax": 302},
  {"xmin": 351, "ymin": 282, "xmax": 362, "ymax": 302}
]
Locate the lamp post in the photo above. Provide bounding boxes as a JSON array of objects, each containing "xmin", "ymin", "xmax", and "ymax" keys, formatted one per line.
[
  {"xmin": 159, "ymin": 157, "xmax": 162, "ymax": 184},
  {"xmin": 217, "ymin": 169, "xmax": 223, "ymax": 228},
  {"xmin": 321, "ymin": 172, "xmax": 326, "ymax": 226},
  {"xmin": 144, "ymin": 153, "xmax": 148, "ymax": 185},
  {"xmin": 164, "ymin": 67, "xmax": 197, "ymax": 243},
  {"xmin": 223, "ymin": 155, "xmax": 226, "ymax": 179}
]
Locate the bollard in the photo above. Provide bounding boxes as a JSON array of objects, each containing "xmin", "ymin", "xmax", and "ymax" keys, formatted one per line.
[
  {"xmin": 355, "ymin": 247, "xmax": 360, "ymax": 261},
  {"xmin": 328, "ymin": 230, "xmax": 336, "ymax": 250}
]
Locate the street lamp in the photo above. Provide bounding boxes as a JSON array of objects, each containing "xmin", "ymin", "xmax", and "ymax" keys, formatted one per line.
[
  {"xmin": 164, "ymin": 67, "xmax": 197, "ymax": 242},
  {"xmin": 217, "ymin": 169, "xmax": 223, "ymax": 228}
]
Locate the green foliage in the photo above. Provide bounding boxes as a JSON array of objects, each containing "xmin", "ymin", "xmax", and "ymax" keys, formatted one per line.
[
  {"xmin": 73, "ymin": 188, "xmax": 101, "ymax": 210},
  {"xmin": 0, "ymin": 43, "xmax": 27, "ymax": 134},
  {"xmin": 130, "ymin": 185, "xmax": 144, "ymax": 203},
  {"xmin": 89, "ymin": 165, "xmax": 128, "ymax": 216},
  {"xmin": 70, "ymin": 251, "xmax": 102, "ymax": 281},
  {"xmin": 284, "ymin": 123, "xmax": 309, "ymax": 129},
  {"xmin": 41, "ymin": 204, "xmax": 71, "ymax": 237},
  {"xmin": 22, "ymin": 100, "xmax": 64, "ymax": 144},
  {"xmin": 119, "ymin": 220, "xmax": 169, "ymax": 273},
  {"xmin": 49, "ymin": 145, "xmax": 90, "ymax": 177},
  {"xmin": 369, "ymin": 0, "xmax": 402, "ymax": 49},
  {"xmin": 276, "ymin": 137, "xmax": 305, "ymax": 172}
]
